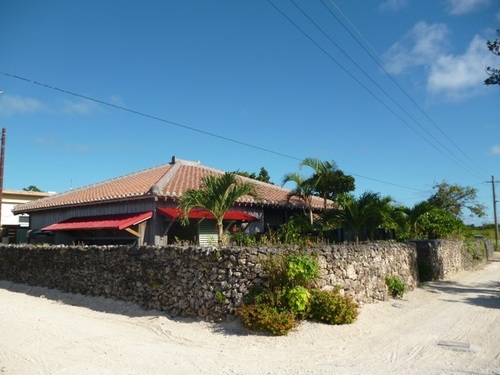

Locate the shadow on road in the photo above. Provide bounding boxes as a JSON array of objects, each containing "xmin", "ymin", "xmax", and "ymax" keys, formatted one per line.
[{"xmin": 421, "ymin": 279, "xmax": 500, "ymax": 309}]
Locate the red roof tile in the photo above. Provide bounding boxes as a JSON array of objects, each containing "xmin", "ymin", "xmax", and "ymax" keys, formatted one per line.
[{"xmin": 13, "ymin": 158, "xmax": 326, "ymax": 213}]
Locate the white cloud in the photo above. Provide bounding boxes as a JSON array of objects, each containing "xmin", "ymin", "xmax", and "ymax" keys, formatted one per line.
[
  {"xmin": 379, "ymin": 0, "xmax": 409, "ymax": 12},
  {"xmin": 492, "ymin": 145, "xmax": 500, "ymax": 154},
  {"xmin": 0, "ymin": 95, "xmax": 102, "ymax": 117},
  {"xmin": 0, "ymin": 95, "xmax": 45, "ymax": 116},
  {"xmin": 59, "ymin": 99, "xmax": 100, "ymax": 115},
  {"xmin": 444, "ymin": 0, "xmax": 491, "ymax": 15},
  {"xmin": 427, "ymin": 35, "xmax": 496, "ymax": 98},
  {"xmin": 110, "ymin": 95, "xmax": 125, "ymax": 107},
  {"xmin": 35, "ymin": 137, "xmax": 57, "ymax": 149},
  {"xmin": 384, "ymin": 22, "xmax": 450, "ymax": 74},
  {"xmin": 384, "ymin": 23, "xmax": 497, "ymax": 99}
]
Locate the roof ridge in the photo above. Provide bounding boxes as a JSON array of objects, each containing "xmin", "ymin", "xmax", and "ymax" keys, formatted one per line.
[
  {"xmin": 60, "ymin": 163, "xmax": 171, "ymax": 196},
  {"xmin": 151, "ymin": 160, "xmax": 184, "ymax": 193}
]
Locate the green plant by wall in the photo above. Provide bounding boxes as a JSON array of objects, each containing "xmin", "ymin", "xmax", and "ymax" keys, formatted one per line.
[
  {"xmin": 385, "ymin": 275, "xmax": 407, "ymax": 298},
  {"xmin": 236, "ymin": 303, "xmax": 298, "ymax": 336},
  {"xmin": 238, "ymin": 252, "xmax": 358, "ymax": 335},
  {"xmin": 286, "ymin": 255, "xmax": 319, "ymax": 287},
  {"xmin": 214, "ymin": 290, "xmax": 227, "ymax": 304},
  {"xmin": 308, "ymin": 289, "xmax": 358, "ymax": 325},
  {"xmin": 286, "ymin": 286, "xmax": 311, "ymax": 318},
  {"xmin": 463, "ymin": 239, "xmax": 482, "ymax": 261}
]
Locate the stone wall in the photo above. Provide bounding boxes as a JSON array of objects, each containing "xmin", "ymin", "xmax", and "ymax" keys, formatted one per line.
[
  {"xmin": 413, "ymin": 239, "xmax": 491, "ymax": 281},
  {"xmin": 0, "ymin": 243, "xmax": 419, "ymax": 321}
]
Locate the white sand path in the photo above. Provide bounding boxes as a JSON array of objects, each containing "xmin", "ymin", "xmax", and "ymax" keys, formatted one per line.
[{"xmin": 1, "ymin": 257, "xmax": 499, "ymax": 375}]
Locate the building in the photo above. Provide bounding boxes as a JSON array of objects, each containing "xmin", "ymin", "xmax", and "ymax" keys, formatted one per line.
[
  {"xmin": 1, "ymin": 189, "xmax": 55, "ymax": 244},
  {"xmin": 13, "ymin": 157, "xmax": 326, "ymax": 246}
]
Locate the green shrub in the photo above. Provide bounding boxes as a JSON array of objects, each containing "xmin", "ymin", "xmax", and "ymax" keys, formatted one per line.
[
  {"xmin": 238, "ymin": 253, "xmax": 357, "ymax": 335},
  {"xmin": 309, "ymin": 289, "xmax": 359, "ymax": 325},
  {"xmin": 286, "ymin": 255, "xmax": 319, "ymax": 287},
  {"xmin": 385, "ymin": 275, "xmax": 407, "ymax": 298},
  {"xmin": 236, "ymin": 303, "xmax": 298, "ymax": 336},
  {"xmin": 286, "ymin": 286, "xmax": 311, "ymax": 318}
]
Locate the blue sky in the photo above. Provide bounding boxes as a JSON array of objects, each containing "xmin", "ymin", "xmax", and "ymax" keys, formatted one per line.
[{"xmin": 0, "ymin": 0, "xmax": 499, "ymax": 225}]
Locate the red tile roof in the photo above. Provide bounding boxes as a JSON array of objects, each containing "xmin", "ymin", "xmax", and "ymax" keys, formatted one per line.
[{"xmin": 13, "ymin": 158, "xmax": 326, "ymax": 213}]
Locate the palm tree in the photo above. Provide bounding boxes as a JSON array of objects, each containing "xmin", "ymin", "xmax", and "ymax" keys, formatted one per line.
[
  {"xmin": 177, "ymin": 172, "xmax": 259, "ymax": 245},
  {"xmin": 282, "ymin": 172, "xmax": 315, "ymax": 225},
  {"xmin": 300, "ymin": 158, "xmax": 355, "ymax": 210},
  {"xmin": 325, "ymin": 191, "xmax": 394, "ymax": 244}
]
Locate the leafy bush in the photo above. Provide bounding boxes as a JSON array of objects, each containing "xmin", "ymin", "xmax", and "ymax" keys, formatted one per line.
[
  {"xmin": 286, "ymin": 255, "xmax": 319, "ymax": 287},
  {"xmin": 238, "ymin": 253, "xmax": 358, "ymax": 335},
  {"xmin": 385, "ymin": 275, "xmax": 407, "ymax": 298},
  {"xmin": 309, "ymin": 289, "xmax": 358, "ymax": 325},
  {"xmin": 286, "ymin": 286, "xmax": 311, "ymax": 318},
  {"xmin": 236, "ymin": 303, "xmax": 298, "ymax": 336}
]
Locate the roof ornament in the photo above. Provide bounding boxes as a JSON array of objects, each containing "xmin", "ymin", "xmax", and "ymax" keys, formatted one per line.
[{"xmin": 151, "ymin": 184, "xmax": 160, "ymax": 195}]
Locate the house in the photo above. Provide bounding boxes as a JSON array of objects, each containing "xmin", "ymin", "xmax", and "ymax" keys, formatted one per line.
[
  {"xmin": 1, "ymin": 189, "xmax": 55, "ymax": 244},
  {"xmin": 12, "ymin": 157, "xmax": 326, "ymax": 246}
]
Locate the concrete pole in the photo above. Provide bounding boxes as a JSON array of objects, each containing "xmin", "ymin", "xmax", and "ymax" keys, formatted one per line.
[
  {"xmin": 492, "ymin": 176, "xmax": 499, "ymax": 250},
  {"xmin": 0, "ymin": 128, "xmax": 5, "ymax": 237}
]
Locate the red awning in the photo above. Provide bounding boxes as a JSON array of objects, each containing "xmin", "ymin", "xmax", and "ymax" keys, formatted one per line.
[
  {"xmin": 42, "ymin": 211, "xmax": 154, "ymax": 231},
  {"xmin": 157, "ymin": 207, "xmax": 258, "ymax": 222}
]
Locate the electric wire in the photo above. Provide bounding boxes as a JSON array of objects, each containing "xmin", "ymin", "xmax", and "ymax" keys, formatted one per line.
[
  {"xmin": 0, "ymin": 71, "xmax": 300, "ymax": 162},
  {"xmin": 0, "ymin": 70, "xmax": 428, "ymax": 193},
  {"xmin": 268, "ymin": 0, "xmax": 486, "ymax": 181},
  {"xmin": 323, "ymin": 0, "xmax": 491, "ymax": 179},
  {"xmin": 288, "ymin": 0, "xmax": 483, "ymax": 180}
]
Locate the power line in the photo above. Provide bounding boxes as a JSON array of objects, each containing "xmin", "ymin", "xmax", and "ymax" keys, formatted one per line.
[
  {"xmin": 266, "ymin": 0, "xmax": 487, "ymax": 181},
  {"xmin": 323, "ymin": 0, "xmax": 491, "ymax": 179},
  {"xmin": 0, "ymin": 71, "xmax": 300, "ymax": 161},
  {"xmin": 0, "ymin": 70, "xmax": 429, "ymax": 193}
]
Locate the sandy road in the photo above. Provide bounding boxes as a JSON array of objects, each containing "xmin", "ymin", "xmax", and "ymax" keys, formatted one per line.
[{"xmin": 0, "ymin": 257, "xmax": 499, "ymax": 375}]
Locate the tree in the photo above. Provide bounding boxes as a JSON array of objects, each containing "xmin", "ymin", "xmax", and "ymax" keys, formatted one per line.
[
  {"xmin": 299, "ymin": 157, "xmax": 355, "ymax": 210},
  {"xmin": 257, "ymin": 167, "xmax": 272, "ymax": 184},
  {"xmin": 427, "ymin": 181, "xmax": 486, "ymax": 218},
  {"xmin": 234, "ymin": 167, "xmax": 273, "ymax": 184},
  {"xmin": 282, "ymin": 172, "xmax": 316, "ymax": 226},
  {"xmin": 414, "ymin": 208, "xmax": 463, "ymax": 239},
  {"xmin": 485, "ymin": 29, "xmax": 500, "ymax": 85},
  {"xmin": 325, "ymin": 191, "xmax": 393, "ymax": 244},
  {"xmin": 177, "ymin": 172, "xmax": 259, "ymax": 245},
  {"xmin": 23, "ymin": 185, "xmax": 42, "ymax": 192}
]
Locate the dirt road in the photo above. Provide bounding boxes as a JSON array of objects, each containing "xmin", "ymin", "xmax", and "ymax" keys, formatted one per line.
[{"xmin": 1, "ymin": 257, "xmax": 499, "ymax": 374}]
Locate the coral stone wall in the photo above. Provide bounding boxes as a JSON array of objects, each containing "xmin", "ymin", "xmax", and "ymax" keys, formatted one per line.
[
  {"xmin": 314, "ymin": 243, "xmax": 418, "ymax": 302},
  {"xmin": 414, "ymin": 239, "xmax": 491, "ymax": 281},
  {"xmin": 0, "ymin": 242, "xmax": 417, "ymax": 321}
]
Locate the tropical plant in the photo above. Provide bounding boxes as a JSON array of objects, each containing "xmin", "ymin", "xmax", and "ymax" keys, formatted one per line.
[
  {"xmin": 299, "ymin": 157, "xmax": 355, "ymax": 210},
  {"xmin": 282, "ymin": 172, "xmax": 316, "ymax": 225},
  {"xmin": 325, "ymin": 191, "xmax": 394, "ymax": 244},
  {"xmin": 177, "ymin": 172, "xmax": 259, "ymax": 245}
]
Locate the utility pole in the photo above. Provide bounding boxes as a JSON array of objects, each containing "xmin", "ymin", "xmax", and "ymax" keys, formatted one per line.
[
  {"xmin": 0, "ymin": 128, "xmax": 5, "ymax": 240},
  {"xmin": 492, "ymin": 176, "xmax": 499, "ymax": 250}
]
